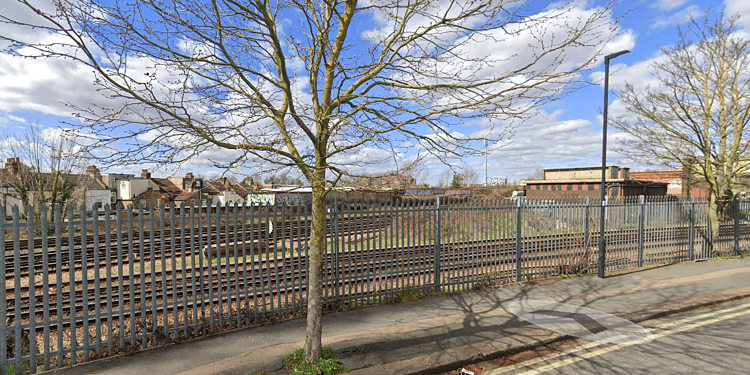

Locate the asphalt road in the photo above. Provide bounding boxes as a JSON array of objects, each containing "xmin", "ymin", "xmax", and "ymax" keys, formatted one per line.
[{"xmin": 464, "ymin": 297, "xmax": 750, "ymax": 375}]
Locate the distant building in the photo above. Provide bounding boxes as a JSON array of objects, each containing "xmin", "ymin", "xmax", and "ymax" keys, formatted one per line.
[
  {"xmin": 0, "ymin": 159, "xmax": 114, "ymax": 214},
  {"xmin": 523, "ymin": 166, "xmax": 668, "ymax": 200},
  {"xmin": 629, "ymin": 168, "xmax": 710, "ymax": 199},
  {"xmin": 203, "ymin": 177, "xmax": 255, "ymax": 206},
  {"xmin": 350, "ymin": 174, "xmax": 416, "ymax": 190}
]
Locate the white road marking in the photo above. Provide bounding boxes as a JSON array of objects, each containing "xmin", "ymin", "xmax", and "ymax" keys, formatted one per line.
[
  {"xmin": 490, "ymin": 300, "xmax": 750, "ymax": 375},
  {"xmin": 509, "ymin": 300, "xmax": 654, "ymax": 345}
]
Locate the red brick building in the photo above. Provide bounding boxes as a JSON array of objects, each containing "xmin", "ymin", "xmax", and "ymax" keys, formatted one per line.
[
  {"xmin": 629, "ymin": 168, "xmax": 710, "ymax": 199},
  {"xmin": 523, "ymin": 166, "xmax": 667, "ymax": 200}
]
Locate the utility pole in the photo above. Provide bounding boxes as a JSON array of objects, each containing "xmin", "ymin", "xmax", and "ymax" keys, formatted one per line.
[{"xmin": 484, "ymin": 139, "xmax": 490, "ymax": 187}]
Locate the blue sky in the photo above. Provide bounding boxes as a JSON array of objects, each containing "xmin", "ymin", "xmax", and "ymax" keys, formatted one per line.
[{"xmin": 0, "ymin": 0, "xmax": 746, "ymax": 185}]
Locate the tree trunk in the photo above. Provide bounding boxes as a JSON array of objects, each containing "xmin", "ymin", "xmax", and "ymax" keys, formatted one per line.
[
  {"xmin": 304, "ymin": 170, "xmax": 327, "ymax": 364},
  {"xmin": 708, "ymin": 194, "xmax": 720, "ymax": 254},
  {"xmin": 708, "ymin": 183, "xmax": 735, "ymax": 254}
]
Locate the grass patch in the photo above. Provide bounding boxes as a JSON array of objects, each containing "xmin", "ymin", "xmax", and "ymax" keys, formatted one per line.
[
  {"xmin": 386, "ymin": 289, "xmax": 426, "ymax": 304},
  {"xmin": 353, "ymin": 345, "xmax": 372, "ymax": 354},
  {"xmin": 281, "ymin": 347, "xmax": 346, "ymax": 375},
  {"xmin": 716, "ymin": 252, "xmax": 750, "ymax": 260}
]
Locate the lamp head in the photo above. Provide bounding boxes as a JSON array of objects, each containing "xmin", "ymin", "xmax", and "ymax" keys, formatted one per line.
[{"xmin": 605, "ymin": 50, "xmax": 630, "ymax": 63}]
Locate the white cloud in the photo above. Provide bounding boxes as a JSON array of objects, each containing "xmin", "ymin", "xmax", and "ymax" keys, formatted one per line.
[
  {"xmin": 0, "ymin": 44, "xmax": 98, "ymax": 117},
  {"xmin": 482, "ymin": 110, "xmax": 599, "ymax": 180},
  {"xmin": 725, "ymin": 0, "xmax": 750, "ymax": 28},
  {"xmin": 601, "ymin": 29, "xmax": 637, "ymax": 57},
  {"xmin": 652, "ymin": 0, "xmax": 690, "ymax": 11},
  {"xmin": 651, "ymin": 5, "xmax": 702, "ymax": 29}
]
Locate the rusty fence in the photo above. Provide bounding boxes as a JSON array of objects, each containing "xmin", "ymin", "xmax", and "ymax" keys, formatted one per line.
[{"xmin": 2, "ymin": 196, "xmax": 750, "ymax": 374}]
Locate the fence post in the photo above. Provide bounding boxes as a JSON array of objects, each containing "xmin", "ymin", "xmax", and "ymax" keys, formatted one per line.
[
  {"xmin": 332, "ymin": 199, "xmax": 340, "ymax": 303},
  {"xmin": 434, "ymin": 197, "xmax": 442, "ymax": 293},
  {"xmin": 516, "ymin": 198, "xmax": 522, "ymax": 283},
  {"xmin": 583, "ymin": 197, "xmax": 590, "ymax": 250},
  {"xmin": 688, "ymin": 198, "xmax": 696, "ymax": 261},
  {"xmin": 638, "ymin": 195, "xmax": 645, "ymax": 267},
  {"xmin": 734, "ymin": 199, "xmax": 740, "ymax": 255}
]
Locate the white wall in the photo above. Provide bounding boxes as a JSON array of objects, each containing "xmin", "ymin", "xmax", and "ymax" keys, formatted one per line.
[
  {"xmin": 218, "ymin": 190, "xmax": 245, "ymax": 206},
  {"xmin": 119, "ymin": 179, "xmax": 149, "ymax": 200},
  {"xmin": 85, "ymin": 190, "xmax": 112, "ymax": 211},
  {"xmin": 1, "ymin": 188, "xmax": 23, "ymax": 216}
]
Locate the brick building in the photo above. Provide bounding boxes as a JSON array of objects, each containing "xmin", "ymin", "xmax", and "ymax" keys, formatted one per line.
[
  {"xmin": 523, "ymin": 166, "xmax": 667, "ymax": 200},
  {"xmin": 629, "ymin": 168, "xmax": 710, "ymax": 199}
]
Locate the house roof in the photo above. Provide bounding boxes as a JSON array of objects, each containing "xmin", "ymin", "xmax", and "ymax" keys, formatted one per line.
[
  {"xmin": 204, "ymin": 179, "xmax": 256, "ymax": 197},
  {"xmin": 173, "ymin": 191, "xmax": 199, "ymax": 201},
  {"xmin": 150, "ymin": 178, "xmax": 182, "ymax": 195},
  {"xmin": 261, "ymin": 186, "xmax": 312, "ymax": 193}
]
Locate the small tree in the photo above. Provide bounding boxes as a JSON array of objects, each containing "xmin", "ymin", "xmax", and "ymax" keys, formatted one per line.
[
  {"xmin": 450, "ymin": 174, "xmax": 464, "ymax": 188},
  {"xmin": 1, "ymin": 0, "xmax": 620, "ymax": 363},
  {"xmin": 612, "ymin": 13, "xmax": 750, "ymax": 242}
]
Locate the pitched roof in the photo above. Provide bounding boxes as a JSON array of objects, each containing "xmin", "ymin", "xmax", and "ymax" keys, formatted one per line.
[
  {"xmin": 173, "ymin": 191, "xmax": 200, "ymax": 201},
  {"xmin": 150, "ymin": 178, "xmax": 182, "ymax": 195}
]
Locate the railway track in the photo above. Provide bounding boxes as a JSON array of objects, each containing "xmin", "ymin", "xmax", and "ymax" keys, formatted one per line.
[
  {"xmin": 4, "ymin": 226, "xmax": 685, "ymax": 328},
  {"xmin": 4, "ymin": 215, "xmax": 393, "ymax": 280},
  {"xmin": 5, "ymin": 221, "xmax": 747, "ymax": 338}
]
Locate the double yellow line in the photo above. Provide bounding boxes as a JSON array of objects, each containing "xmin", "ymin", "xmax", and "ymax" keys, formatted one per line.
[{"xmin": 491, "ymin": 300, "xmax": 750, "ymax": 375}]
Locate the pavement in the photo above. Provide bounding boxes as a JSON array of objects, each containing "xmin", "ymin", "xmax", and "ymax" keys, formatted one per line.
[{"xmin": 49, "ymin": 257, "xmax": 750, "ymax": 375}]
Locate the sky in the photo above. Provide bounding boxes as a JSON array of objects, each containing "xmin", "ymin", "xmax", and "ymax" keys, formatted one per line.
[{"xmin": 0, "ymin": 0, "xmax": 747, "ymax": 185}]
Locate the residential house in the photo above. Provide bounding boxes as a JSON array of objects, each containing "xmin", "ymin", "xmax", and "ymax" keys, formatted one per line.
[
  {"xmin": 0, "ymin": 158, "xmax": 113, "ymax": 215},
  {"xmin": 203, "ymin": 177, "xmax": 259, "ymax": 206}
]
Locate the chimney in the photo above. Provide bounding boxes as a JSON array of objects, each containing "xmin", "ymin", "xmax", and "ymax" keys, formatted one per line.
[
  {"xmin": 185, "ymin": 173, "xmax": 195, "ymax": 192},
  {"xmin": 223, "ymin": 177, "xmax": 230, "ymax": 188},
  {"xmin": 87, "ymin": 165, "xmax": 101, "ymax": 180},
  {"xmin": 5, "ymin": 158, "xmax": 19, "ymax": 175},
  {"xmin": 141, "ymin": 169, "xmax": 151, "ymax": 179}
]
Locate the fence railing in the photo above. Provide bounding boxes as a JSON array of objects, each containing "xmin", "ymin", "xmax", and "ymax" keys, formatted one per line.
[{"xmin": 2, "ymin": 196, "xmax": 750, "ymax": 374}]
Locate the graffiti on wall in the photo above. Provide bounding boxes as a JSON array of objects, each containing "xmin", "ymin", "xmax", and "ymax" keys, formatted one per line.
[
  {"xmin": 406, "ymin": 189, "xmax": 434, "ymax": 196},
  {"xmin": 275, "ymin": 193, "xmax": 312, "ymax": 206},
  {"xmin": 248, "ymin": 193, "xmax": 275, "ymax": 206}
]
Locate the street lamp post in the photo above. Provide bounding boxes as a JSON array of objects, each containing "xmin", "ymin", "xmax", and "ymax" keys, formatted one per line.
[{"xmin": 598, "ymin": 49, "xmax": 630, "ymax": 279}]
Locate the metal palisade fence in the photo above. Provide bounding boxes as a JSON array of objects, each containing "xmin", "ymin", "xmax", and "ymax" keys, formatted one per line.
[{"xmin": 2, "ymin": 196, "xmax": 750, "ymax": 374}]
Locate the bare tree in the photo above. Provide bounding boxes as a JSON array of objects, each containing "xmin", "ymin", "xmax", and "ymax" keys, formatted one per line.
[
  {"xmin": 264, "ymin": 172, "xmax": 304, "ymax": 186},
  {"xmin": 0, "ymin": 125, "xmax": 87, "ymax": 219},
  {"xmin": 612, "ymin": 13, "xmax": 750, "ymax": 242},
  {"xmin": 410, "ymin": 166, "xmax": 431, "ymax": 187},
  {"xmin": 529, "ymin": 168, "xmax": 545, "ymax": 180},
  {"xmin": 461, "ymin": 167, "xmax": 481, "ymax": 186},
  {"xmin": 1, "ymin": 0, "xmax": 620, "ymax": 363},
  {"xmin": 437, "ymin": 168, "xmax": 454, "ymax": 188}
]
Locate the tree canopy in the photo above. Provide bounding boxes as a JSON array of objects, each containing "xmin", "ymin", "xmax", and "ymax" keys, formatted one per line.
[{"xmin": 613, "ymin": 13, "xmax": 750, "ymax": 227}]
